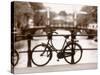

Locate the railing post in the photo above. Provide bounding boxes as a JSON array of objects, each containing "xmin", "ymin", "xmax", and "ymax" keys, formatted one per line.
[
  {"xmin": 27, "ymin": 33, "xmax": 32, "ymax": 67},
  {"xmin": 71, "ymin": 30, "xmax": 75, "ymax": 64}
]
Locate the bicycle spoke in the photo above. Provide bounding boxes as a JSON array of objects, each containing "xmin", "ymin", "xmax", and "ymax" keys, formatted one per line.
[
  {"xmin": 68, "ymin": 45, "xmax": 71, "ymax": 49},
  {"xmin": 71, "ymin": 55, "xmax": 74, "ymax": 64},
  {"xmin": 11, "ymin": 50, "xmax": 19, "ymax": 66},
  {"xmin": 64, "ymin": 43, "xmax": 83, "ymax": 64},
  {"xmin": 32, "ymin": 44, "xmax": 52, "ymax": 66}
]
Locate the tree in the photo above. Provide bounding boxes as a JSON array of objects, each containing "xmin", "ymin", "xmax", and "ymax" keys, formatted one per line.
[
  {"xmin": 59, "ymin": 11, "xmax": 67, "ymax": 17},
  {"xmin": 49, "ymin": 11, "xmax": 57, "ymax": 25},
  {"xmin": 14, "ymin": 2, "xmax": 34, "ymax": 35},
  {"xmin": 77, "ymin": 6, "xmax": 97, "ymax": 27},
  {"xmin": 29, "ymin": 2, "xmax": 45, "ymax": 10},
  {"xmin": 58, "ymin": 11, "xmax": 67, "ymax": 24},
  {"xmin": 81, "ymin": 6, "xmax": 97, "ymax": 23},
  {"xmin": 29, "ymin": 2, "xmax": 46, "ymax": 26}
]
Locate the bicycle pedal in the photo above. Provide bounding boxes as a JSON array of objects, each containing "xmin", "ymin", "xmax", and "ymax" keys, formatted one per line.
[
  {"xmin": 57, "ymin": 59, "xmax": 59, "ymax": 62},
  {"xmin": 40, "ymin": 54, "xmax": 43, "ymax": 56}
]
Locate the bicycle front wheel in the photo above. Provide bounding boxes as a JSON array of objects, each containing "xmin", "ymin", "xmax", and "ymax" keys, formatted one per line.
[
  {"xmin": 11, "ymin": 50, "xmax": 19, "ymax": 66},
  {"xmin": 63, "ymin": 43, "xmax": 83, "ymax": 64},
  {"xmin": 32, "ymin": 44, "xmax": 52, "ymax": 66}
]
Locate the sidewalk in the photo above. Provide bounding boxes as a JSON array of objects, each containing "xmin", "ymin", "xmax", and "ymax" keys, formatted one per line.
[{"xmin": 14, "ymin": 63, "xmax": 97, "ymax": 74}]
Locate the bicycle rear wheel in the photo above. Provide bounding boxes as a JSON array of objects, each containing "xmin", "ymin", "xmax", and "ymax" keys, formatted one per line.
[
  {"xmin": 63, "ymin": 43, "xmax": 83, "ymax": 64},
  {"xmin": 32, "ymin": 44, "xmax": 52, "ymax": 66}
]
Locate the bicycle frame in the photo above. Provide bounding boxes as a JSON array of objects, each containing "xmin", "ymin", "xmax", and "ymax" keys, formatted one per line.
[
  {"xmin": 45, "ymin": 30, "xmax": 79, "ymax": 58},
  {"xmin": 46, "ymin": 36, "xmax": 68, "ymax": 53}
]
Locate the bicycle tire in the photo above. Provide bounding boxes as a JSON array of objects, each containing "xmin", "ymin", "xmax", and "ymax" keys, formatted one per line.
[
  {"xmin": 11, "ymin": 50, "xmax": 19, "ymax": 66},
  {"xmin": 63, "ymin": 43, "xmax": 83, "ymax": 64},
  {"xmin": 32, "ymin": 44, "xmax": 52, "ymax": 67}
]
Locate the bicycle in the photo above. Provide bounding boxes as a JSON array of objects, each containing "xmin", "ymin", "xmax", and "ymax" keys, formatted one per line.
[
  {"xmin": 11, "ymin": 49, "xmax": 19, "ymax": 67},
  {"xmin": 31, "ymin": 27, "xmax": 83, "ymax": 67},
  {"xmin": 11, "ymin": 33, "xmax": 32, "ymax": 67}
]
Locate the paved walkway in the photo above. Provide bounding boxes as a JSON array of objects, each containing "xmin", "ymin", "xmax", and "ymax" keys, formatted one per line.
[{"xmin": 14, "ymin": 63, "xmax": 97, "ymax": 74}]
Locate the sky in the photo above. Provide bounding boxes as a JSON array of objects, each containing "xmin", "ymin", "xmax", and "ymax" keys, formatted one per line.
[{"xmin": 43, "ymin": 3, "xmax": 84, "ymax": 14}]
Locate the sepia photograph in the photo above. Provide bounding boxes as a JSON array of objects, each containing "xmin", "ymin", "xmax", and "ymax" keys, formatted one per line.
[{"xmin": 11, "ymin": 1, "xmax": 97, "ymax": 74}]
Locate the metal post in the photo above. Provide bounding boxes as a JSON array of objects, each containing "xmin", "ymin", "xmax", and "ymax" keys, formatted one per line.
[
  {"xmin": 27, "ymin": 33, "xmax": 32, "ymax": 67},
  {"xmin": 71, "ymin": 30, "xmax": 75, "ymax": 64},
  {"xmin": 73, "ymin": 11, "xmax": 77, "ymax": 27},
  {"xmin": 47, "ymin": 7, "xmax": 50, "ymax": 25}
]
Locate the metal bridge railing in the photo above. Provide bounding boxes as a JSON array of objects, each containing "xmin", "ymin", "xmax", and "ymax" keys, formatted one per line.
[{"xmin": 13, "ymin": 26, "xmax": 97, "ymax": 67}]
